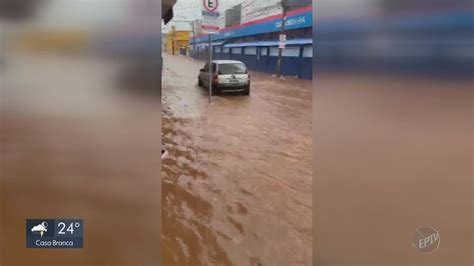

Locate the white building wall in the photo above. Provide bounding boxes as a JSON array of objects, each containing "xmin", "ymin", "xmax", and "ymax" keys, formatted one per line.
[
  {"xmin": 218, "ymin": 0, "xmax": 282, "ymax": 29},
  {"xmin": 241, "ymin": 0, "xmax": 283, "ymax": 24},
  {"xmin": 218, "ymin": 0, "xmax": 313, "ymax": 28}
]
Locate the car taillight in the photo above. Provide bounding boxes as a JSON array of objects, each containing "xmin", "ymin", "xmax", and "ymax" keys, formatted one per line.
[{"xmin": 213, "ymin": 75, "xmax": 218, "ymax": 84}]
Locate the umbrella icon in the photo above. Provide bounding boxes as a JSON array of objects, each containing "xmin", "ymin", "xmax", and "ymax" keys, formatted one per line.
[{"xmin": 31, "ymin": 221, "xmax": 48, "ymax": 237}]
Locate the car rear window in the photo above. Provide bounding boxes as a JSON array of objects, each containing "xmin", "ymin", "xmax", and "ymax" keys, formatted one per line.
[{"xmin": 218, "ymin": 63, "xmax": 247, "ymax": 75}]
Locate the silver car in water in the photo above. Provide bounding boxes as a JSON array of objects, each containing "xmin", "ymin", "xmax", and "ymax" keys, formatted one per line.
[{"xmin": 198, "ymin": 60, "xmax": 250, "ymax": 95}]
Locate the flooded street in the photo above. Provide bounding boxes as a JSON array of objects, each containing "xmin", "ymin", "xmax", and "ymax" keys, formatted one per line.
[
  {"xmin": 3, "ymin": 0, "xmax": 471, "ymax": 264},
  {"xmin": 161, "ymin": 54, "xmax": 313, "ymax": 265}
]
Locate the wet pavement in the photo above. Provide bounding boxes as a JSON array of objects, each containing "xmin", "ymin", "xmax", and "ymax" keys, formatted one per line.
[{"xmin": 161, "ymin": 54, "xmax": 313, "ymax": 265}]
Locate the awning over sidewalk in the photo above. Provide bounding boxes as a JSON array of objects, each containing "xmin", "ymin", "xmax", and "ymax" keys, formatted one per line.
[
  {"xmin": 189, "ymin": 39, "xmax": 224, "ymax": 45},
  {"xmin": 194, "ymin": 41, "xmax": 225, "ymax": 48},
  {"xmin": 223, "ymin": 39, "xmax": 312, "ymax": 48}
]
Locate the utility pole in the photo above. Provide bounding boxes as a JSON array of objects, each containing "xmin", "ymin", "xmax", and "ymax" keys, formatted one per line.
[
  {"xmin": 171, "ymin": 25, "xmax": 176, "ymax": 55},
  {"xmin": 192, "ymin": 20, "xmax": 197, "ymax": 59},
  {"xmin": 276, "ymin": 0, "xmax": 288, "ymax": 77},
  {"xmin": 208, "ymin": 34, "xmax": 213, "ymax": 104}
]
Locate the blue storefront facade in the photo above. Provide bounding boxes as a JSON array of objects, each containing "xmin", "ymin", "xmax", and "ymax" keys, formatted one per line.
[{"xmin": 190, "ymin": 6, "xmax": 313, "ymax": 80}]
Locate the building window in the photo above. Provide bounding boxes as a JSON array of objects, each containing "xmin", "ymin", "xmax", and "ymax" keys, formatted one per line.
[
  {"xmin": 244, "ymin": 47, "xmax": 257, "ymax": 55},
  {"xmin": 261, "ymin": 47, "xmax": 268, "ymax": 56},
  {"xmin": 269, "ymin": 47, "xmax": 279, "ymax": 56},
  {"xmin": 223, "ymin": 47, "xmax": 230, "ymax": 53},
  {"xmin": 303, "ymin": 45, "xmax": 313, "ymax": 58},
  {"xmin": 232, "ymin": 47, "xmax": 242, "ymax": 54},
  {"xmin": 282, "ymin": 46, "xmax": 301, "ymax": 57},
  {"xmin": 215, "ymin": 46, "xmax": 222, "ymax": 53}
]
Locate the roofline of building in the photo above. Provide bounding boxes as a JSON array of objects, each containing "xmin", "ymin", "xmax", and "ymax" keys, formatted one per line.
[
  {"xmin": 190, "ymin": 5, "xmax": 313, "ymax": 43},
  {"xmin": 193, "ymin": 5, "xmax": 312, "ymax": 40}
]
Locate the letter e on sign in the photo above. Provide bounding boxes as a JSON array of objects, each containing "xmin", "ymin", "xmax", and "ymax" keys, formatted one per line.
[{"xmin": 203, "ymin": 0, "xmax": 218, "ymax": 12}]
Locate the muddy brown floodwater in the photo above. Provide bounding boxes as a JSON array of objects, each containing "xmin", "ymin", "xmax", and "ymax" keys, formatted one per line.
[{"xmin": 161, "ymin": 54, "xmax": 313, "ymax": 265}]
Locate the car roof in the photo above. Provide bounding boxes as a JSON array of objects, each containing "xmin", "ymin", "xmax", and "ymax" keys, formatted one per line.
[{"xmin": 212, "ymin": 60, "xmax": 245, "ymax": 65}]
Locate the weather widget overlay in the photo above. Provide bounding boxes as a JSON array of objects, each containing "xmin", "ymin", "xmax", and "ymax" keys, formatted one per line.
[{"xmin": 26, "ymin": 219, "xmax": 83, "ymax": 248}]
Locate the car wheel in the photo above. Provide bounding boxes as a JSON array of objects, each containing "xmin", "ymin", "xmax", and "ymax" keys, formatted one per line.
[{"xmin": 242, "ymin": 87, "xmax": 250, "ymax": 96}]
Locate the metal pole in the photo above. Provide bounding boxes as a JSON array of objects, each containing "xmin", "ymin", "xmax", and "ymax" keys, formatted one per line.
[
  {"xmin": 171, "ymin": 26, "xmax": 176, "ymax": 55},
  {"xmin": 276, "ymin": 0, "xmax": 287, "ymax": 77},
  {"xmin": 192, "ymin": 21, "xmax": 197, "ymax": 59},
  {"xmin": 208, "ymin": 34, "xmax": 213, "ymax": 104}
]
